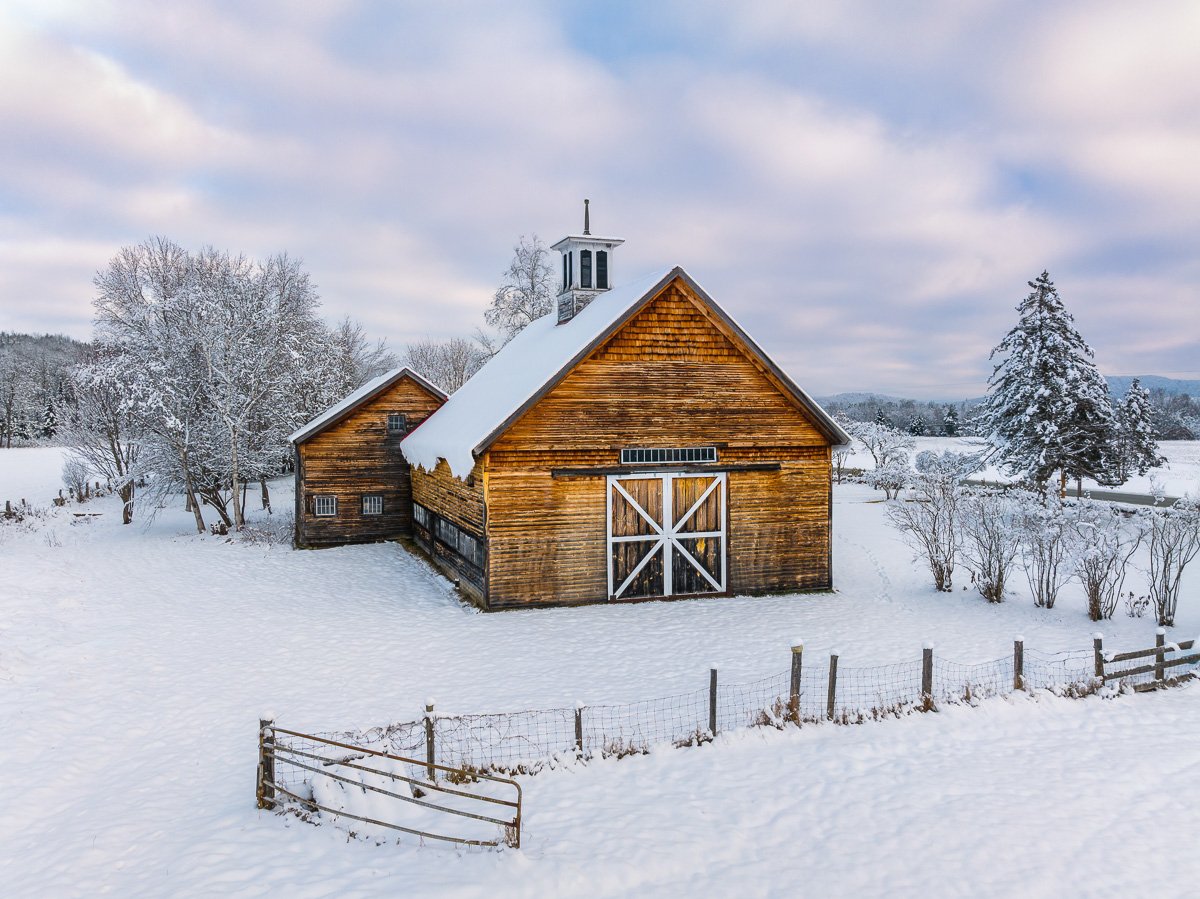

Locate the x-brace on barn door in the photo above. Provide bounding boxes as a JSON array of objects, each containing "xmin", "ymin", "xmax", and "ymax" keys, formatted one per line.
[{"xmin": 607, "ymin": 472, "xmax": 726, "ymax": 600}]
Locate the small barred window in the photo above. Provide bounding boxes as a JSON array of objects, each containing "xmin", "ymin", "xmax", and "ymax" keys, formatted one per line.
[
  {"xmin": 387, "ymin": 413, "xmax": 407, "ymax": 433},
  {"xmin": 620, "ymin": 446, "xmax": 717, "ymax": 465},
  {"xmin": 363, "ymin": 495, "xmax": 383, "ymax": 516},
  {"xmin": 314, "ymin": 495, "xmax": 337, "ymax": 517}
]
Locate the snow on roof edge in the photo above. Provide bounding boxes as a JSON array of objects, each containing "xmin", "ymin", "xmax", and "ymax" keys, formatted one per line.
[{"xmin": 400, "ymin": 269, "xmax": 674, "ymax": 478}]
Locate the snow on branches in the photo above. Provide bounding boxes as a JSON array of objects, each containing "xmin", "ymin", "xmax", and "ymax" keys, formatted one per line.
[{"xmin": 979, "ymin": 272, "xmax": 1119, "ymax": 489}]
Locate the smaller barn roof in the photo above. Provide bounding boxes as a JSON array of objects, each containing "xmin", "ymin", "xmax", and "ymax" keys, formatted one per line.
[
  {"xmin": 401, "ymin": 267, "xmax": 850, "ymax": 478},
  {"xmin": 289, "ymin": 367, "xmax": 447, "ymax": 446}
]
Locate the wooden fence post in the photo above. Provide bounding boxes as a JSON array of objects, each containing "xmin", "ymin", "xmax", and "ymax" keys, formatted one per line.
[
  {"xmin": 257, "ymin": 717, "xmax": 276, "ymax": 810},
  {"xmin": 921, "ymin": 642, "xmax": 934, "ymax": 709},
  {"xmin": 790, "ymin": 639, "xmax": 803, "ymax": 722},
  {"xmin": 1093, "ymin": 633, "xmax": 1104, "ymax": 679},
  {"xmin": 1156, "ymin": 628, "xmax": 1166, "ymax": 682},
  {"xmin": 1013, "ymin": 636, "xmax": 1024, "ymax": 691},
  {"xmin": 826, "ymin": 651, "xmax": 839, "ymax": 721},
  {"xmin": 709, "ymin": 667, "xmax": 718, "ymax": 736},
  {"xmin": 425, "ymin": 699, "xmax": 436, "ymax": 781},
  {"xmin": 574, "ymin": 702, "xmax": 584, "ymax": 753}
]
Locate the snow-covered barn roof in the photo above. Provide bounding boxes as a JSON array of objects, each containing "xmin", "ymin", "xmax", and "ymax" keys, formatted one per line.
[
  {"xmin": 289, "ymin": 366, "xmax": 447, "ymax": 446},
  {"xmin": 400, "ymin": 266, "xmax": 851, "ymax": 478}
]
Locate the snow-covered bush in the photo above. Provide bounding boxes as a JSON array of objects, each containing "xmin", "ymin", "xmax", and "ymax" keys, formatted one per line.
[
  {"xmin": 61, "ymin": 457, "xmax": 91, "ymax": 502},
  {"xmin": 959, "ymin": 490, "xmax": 1021, "ymax": 603},
  {"xmin": 1016, "ymin": 488, "xmax": 1079, "ymax": 610},
  {"xmin": 866, "ymin": 459, "xmax": 909, "ymax": 500},
  {"xmin": 1070, "ymin": 501, "xmax": 1143, "ymax": 621},
  {"xmin": 1142, "ymin": 496, "xmax": 1200, "ymax": 627},
  {"xmin": 886, "ymin": 451, "xmax": 981, "ymax": 592}
]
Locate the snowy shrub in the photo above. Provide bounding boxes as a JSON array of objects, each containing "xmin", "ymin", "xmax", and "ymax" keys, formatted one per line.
[
  {"xmin": 61, "ymin": 456, "xmax": 91, "ymax": 502},
  {"xmin": 1141, "ymin": 497, "xmax": 1200, "ymax": 627},
  {"xmin": 1124, "ymin": 592, "xmax": 1151, "ymax": 618},
  {"xmin": 959, "ymin": 490, "xmax": 1021, "ymax": 603},
  {"xmin": 886, "ymin": 451, "xmax": 980, "ymax": 592},
  {"xmin": 866, "ymin": 459, "xmax": 909, "ymax": 500},
  {"xmin": 1016, "ymin": 488, "xmax": 1079, "ymax": 610},
  {"xmin": 239, "ymin": 511, "xmax": 295, "ymax": 547},
  {"xmin": 1070, "ymin": 501, "xmax": 1143, "ymax": 621}
]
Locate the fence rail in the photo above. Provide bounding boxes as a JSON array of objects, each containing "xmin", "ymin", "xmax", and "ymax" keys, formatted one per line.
[
  {"xmin": 258, "ymin": 723, "xmax": 522, "ymax": 848},
  {"xmin": 258, "ymin": 634, "xmax": 1200, "ymax": 845}
]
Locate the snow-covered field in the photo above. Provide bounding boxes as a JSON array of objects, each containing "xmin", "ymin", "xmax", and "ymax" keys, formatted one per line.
[
  {"xmin": 1, "ymin": 446, "xmax": 1198, "ymax": 897},
  {"xmin": 842, "ymin": 437, "xmax": 1200, "ymax": 499}
]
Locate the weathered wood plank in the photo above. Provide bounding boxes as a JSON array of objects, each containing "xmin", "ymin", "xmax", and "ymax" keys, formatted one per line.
[{"xmin": 296, "ymin": 376, "xmax": 443, "ymax": 546}]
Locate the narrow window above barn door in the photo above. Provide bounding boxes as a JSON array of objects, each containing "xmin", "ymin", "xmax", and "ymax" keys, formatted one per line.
[{"xmin": 620, "ymin": 446, "xmax": 717, "ymax": 465}]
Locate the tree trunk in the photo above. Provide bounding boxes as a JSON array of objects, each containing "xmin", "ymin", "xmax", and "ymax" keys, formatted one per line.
[
  {"xmin": 261, "ymin": 480, "xmax": 271, "ymax": 513},
  {"xmin": 230, "ymin": 431, "xmax": 244, "ymax": 531},
  {"xmin": 119, "ymin": 482, "xmax": 134, "ymax": 525},
  {"xmin": 182, "ymin": 460, "xmax": 205, "ymax": 534}
]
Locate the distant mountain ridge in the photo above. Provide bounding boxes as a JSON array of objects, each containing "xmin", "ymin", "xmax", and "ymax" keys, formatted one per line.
[
  {"xmin": 1104, "ymin": 375, "xmax": 1200, "ymax": 398},
  {"xmin": 818, "ymin": 376, "xmax": 1199, "ymax": 407}
]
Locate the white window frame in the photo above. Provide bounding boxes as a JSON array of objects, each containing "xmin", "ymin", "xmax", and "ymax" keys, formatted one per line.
[
  {"xmin": 362, "ymin": 495, "xmax": 383, "ymax": 516},
  {"xmin": 387, "ymin": 413, "xmax": 407, "ymax": 434},
  {"xmin": 606, "ymin": 471, "xmax": 726, "ymax": 600},
  {"xmin": 313, "ymin": 495, "xmax": 338, "ymax": 517}
]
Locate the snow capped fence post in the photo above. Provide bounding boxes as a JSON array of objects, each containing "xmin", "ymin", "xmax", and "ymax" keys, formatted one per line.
[
  {"xmin": 1093, "ymin": 634, "xmax": 1105, "ymax": 679},
  {"xmin": 789, "ymin": 639, "xmax": 803, "ymax": 722},
  {"xmin": 257, "ymin": 717, "xmax": 276, "ymax": 810},
  {"xmin": 921, "ymin": 643, "xmax": 934, "ymax": 711},
  {"xmin": 574, "ymin": 702, "xmax": 584, "ymax": 754},
  {"xmin": 425, "ymin": 699, "xmax": 436, "ymax": 782},
  {"xmin": 1156, "ymin": 628, "xmax": 1166, "ymax": 682},
  {"xmin": 1014, "ymin": 636, "xmax": 1025, "ymax": 691},
  {"xmin": 709, "ymin": 667, "xmax": 718, "ymax": 737},
  {"xmin": 826, "ymin": 652, "xmax": 839, "ymax": 721}
]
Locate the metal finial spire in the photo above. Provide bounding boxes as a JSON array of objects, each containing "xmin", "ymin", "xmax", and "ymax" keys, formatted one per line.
[{"xmin": 583, "ymin": 199, "xmax": 590, "ymax": 235}]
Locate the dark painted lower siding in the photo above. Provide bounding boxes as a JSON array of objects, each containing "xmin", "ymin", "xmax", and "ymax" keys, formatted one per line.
[{"xmin": 413, "ymin": 502, "xmax": 487, "ymax": 602}]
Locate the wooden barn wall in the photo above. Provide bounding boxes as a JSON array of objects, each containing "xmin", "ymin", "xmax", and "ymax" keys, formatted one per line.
[
  {"xmin": 410, "ymin": 458, "xmax": 485, "ymax": 535},
  {"xmin": 296, "ymin": 378, "xmax": 443, "ymax": 546},
  {"xmin": 483, "ymin": 281, "xmax": 833, "ymax": 609}
]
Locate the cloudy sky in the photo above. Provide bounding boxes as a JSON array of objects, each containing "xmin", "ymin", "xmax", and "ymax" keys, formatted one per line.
[{"xmin": 2, "ymin": 0, "xmax": 1198, "ymax": 399}]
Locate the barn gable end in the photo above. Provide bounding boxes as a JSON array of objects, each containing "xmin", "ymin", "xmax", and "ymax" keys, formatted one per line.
[
  {"xmin": 479, "ymin": 275, "xmax": 834, "ymax": 608},
  {"xmin": 293, "ymin": 369, "xmax": 446, "ymax": 547}
]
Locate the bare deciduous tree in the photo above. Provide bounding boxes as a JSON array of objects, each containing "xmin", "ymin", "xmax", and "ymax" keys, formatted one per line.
[
  {"xmin": 403, "ymin": 336, "xmax": 487, "ymax": 394},
  {"xmin": 484, "ymin": 235, "xmax": 556, "ymax": 343},
  {"xmin": 960, "ymin": 490, "xmax": 1022, "ymax": 603},
  {"xmin": 61, "ymin": 346, "xmax": 141, "ymax": 523},
  {"xmin": 1142, "ymin": 497, "xmax": 1200, "ymax": 627},
  {"xmin": 1071, "ymin": 501, "xmax": 1143, "ymax": 621},
  {"xmin": 886, "ymin": 451, "xmax": 980, "ymax": 592},
  {"xmin": 1017, "ymin": 488, "xmax": 1079, "ymax": 610}
]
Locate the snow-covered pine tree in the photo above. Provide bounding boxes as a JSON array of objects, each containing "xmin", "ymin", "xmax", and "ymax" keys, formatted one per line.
[
  {"xmin": 907, "ymin": 414, "xmax": 927, "ymax": 436},
  {"xmin": 41, "ymin": 399, "xmax": 58, "ymax": 439},
  {"xmin": 943, "ymin": 405, "xmax": 960, "ymax": 437},
  {"xmin": 874, "ymin": 408, "xmax": 889, "ymax": 428},
  {"xmin": 1115, "ymin": 378, "xmax": 1163, "ymax": 481},
  {"xmin": 979, "ymin": 271, "xmax": 1118, "ymax": 489}
]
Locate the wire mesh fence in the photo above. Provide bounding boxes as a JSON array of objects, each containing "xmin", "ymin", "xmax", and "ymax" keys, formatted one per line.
[{"xmin": 272, "ymin": 636, "xmax": 1199, "ymax": 785}]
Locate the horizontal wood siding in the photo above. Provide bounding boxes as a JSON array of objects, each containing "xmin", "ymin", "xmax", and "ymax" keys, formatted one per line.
[
  {"xmin": 483, "ymin": 280, "xmax": 833, "ymax": 609},
  {"xmin": 411, "ymin": 459, "xmax": 488, "ymax": 604},
  {"xmin": 410, "ymin": 459, "xmax": 485, "ymax": 535},
  {"xmin": 296, "ymin": 377, "xmax": 443, "ymax": 546}
]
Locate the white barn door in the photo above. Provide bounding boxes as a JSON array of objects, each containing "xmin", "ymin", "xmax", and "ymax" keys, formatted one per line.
[{"xmin": 607, "ymin": 472, "xmax": 726, "ymax": 600}]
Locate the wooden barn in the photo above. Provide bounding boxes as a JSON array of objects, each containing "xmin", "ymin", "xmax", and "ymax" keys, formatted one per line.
[
  {"xmin": 291, "ymin": 367, "xmax": 447, "ymax": 547},
  {"xmin": 399, "ymin": 221, "xmax": 850, "ymax": 610}
]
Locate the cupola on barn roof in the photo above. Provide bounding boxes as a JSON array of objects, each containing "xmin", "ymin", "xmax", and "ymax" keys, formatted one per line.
[{"xmin": 550, "ymin": 199, "xmax": 624, "ymax": 325}]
